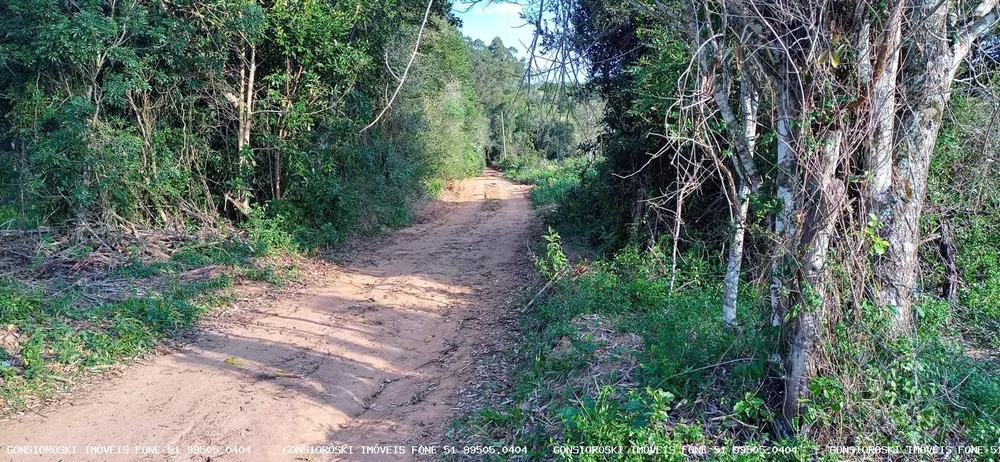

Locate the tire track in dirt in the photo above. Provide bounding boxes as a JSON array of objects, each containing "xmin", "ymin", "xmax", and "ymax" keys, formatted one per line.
[{"xmin": 0, "ymin": 170, "xmax": 538, "ymax": 461}]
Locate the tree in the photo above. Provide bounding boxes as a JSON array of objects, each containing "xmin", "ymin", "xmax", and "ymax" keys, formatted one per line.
[
  {"xmin": 672, "ymin": 0, "xmax": 1000, "ymax": 430},
  {"xmin": 467, "ymin": 37, "xmax": 525, "ymax": 161}
]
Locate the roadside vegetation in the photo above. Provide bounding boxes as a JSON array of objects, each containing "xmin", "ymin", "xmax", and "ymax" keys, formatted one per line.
[
  {"xmin": 459, "ymin": 222, "xmax": 1000, "ymax": 459},
  {"xmin": 501, "ymin": 157, "xmax": 594, "ymax": 210},
  {"xmin": 457, "ymin": 0, "xmax": 1000, "ymax": 459},
  {"xmin": 0, "ymin": 244, "xmax": 235, "ymax": 410}
]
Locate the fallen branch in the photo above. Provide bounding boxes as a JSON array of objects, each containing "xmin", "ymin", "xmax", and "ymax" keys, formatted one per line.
[
  {"xmin": 524, "ymin": 268, "xmax": 569, "ymax": 310},
  {"xmin": 654, "ymin": 357, "xmax": 755, "ymax": 388},
  {"xmin": 224, "ymin": 192, "xmax": 251, "ymax": 216},
  {"xmin": 0, "ymin": 228, "xmax": 53, "ymax": 237}
]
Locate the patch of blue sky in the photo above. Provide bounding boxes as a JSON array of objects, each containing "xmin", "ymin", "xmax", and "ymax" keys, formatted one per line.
[{"xmin": 453, "ymin": 1, "xmax": 535, "ymax": 57}]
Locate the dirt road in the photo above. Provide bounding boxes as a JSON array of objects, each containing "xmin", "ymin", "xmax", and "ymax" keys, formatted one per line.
[{"xmin": 0, "ymin": 170, "xmax": 537, "ymax": 461}]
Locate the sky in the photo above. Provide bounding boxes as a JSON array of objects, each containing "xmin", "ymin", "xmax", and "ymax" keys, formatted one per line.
[{"xmin": 452, "ymin": 1, "xmax": 535, "ymax": 57}]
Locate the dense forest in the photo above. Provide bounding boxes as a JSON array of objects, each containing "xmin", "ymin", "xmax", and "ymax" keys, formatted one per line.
[
  {"xmin": 2, "ymin": 0, "xmax": 1000, "ymax": 459},
  {"xmin": 0, "ymin": 0, "xmax": 563, "ymax": 243}
]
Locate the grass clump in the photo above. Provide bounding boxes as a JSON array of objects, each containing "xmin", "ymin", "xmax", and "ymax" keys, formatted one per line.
[
  {"xmin": 0, "ymin": 274, "xmax": 230, "ymax": 410},
  {"xmin": 0, "ymin": 230, "xmax": 301, "ymax": 411}
]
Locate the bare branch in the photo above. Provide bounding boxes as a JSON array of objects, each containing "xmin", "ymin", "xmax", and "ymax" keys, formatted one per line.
[
  {"xmin": 954, "ymin": 0, "xmax": 1000, "ymax": 72},
  {"xmin": 360, "ymin": 0, "xmax": 435, "ymax": 133}
]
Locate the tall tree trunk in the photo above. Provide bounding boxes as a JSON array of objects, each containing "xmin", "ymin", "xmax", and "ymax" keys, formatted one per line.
[
  {"xmin": 783, "ymin": 130, "xmax": 846, "ymax": 429},
  {"xmin": 873, "ymin": 0, "xmax": 986, "ymax": 334},
  {"xmin": 771, "ymin": 74, "xmax": 804, "ymax": 428},
  {"xmin": 866, "ymin": 0, "xmax": 903, "ymax": 214},
  {"xmin": 239, "ymin": 45, "xmax": 257, "ymax": 160},
  {"xmin": 708, "ymin": 45, "xmax": 761, "ymax": 325},
  {"xmin": 226, "ymin": 43, "xmax": 257, "ymax": 216},
  {"xmin": 723, "ymin": 180, "xmax": 750, "ymax": 325},
  {"xmin": 771, "ymin": 81, "xmax": 797, "ymax": 327}
]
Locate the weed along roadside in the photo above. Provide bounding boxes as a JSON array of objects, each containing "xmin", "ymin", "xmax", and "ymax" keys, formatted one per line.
[
  {"xmin": 446, "ymin": 143, "xmax": 1000, "ymax": 457},
  {"xmin": 0, "ymin": 233, "xmax": 293, "ymax": 411}
]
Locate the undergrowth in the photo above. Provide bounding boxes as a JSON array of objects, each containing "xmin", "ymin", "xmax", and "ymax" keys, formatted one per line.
[
  {"xmin": 0, "ymin": 275, "xmax": 228, "ymax": 409},
  {"xmin": 456, "ymin": 222, "xmax": 1000, "ymax": 460},
  {"xmin": 499, "ymin": 156, "xmax": 596, "ymax": 210},
  {"xmin": 463, "ymin": 235, "xmax": 1000, "ymax": 460},
  {"xmin": 0, "ymin": 234, "xmax": 298, "ymax": 412},
  {"xmin": 499, "ymin": 155, "xmax": 631, "ymax": 254}
]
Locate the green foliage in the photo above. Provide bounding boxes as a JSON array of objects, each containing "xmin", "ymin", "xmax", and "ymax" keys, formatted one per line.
[
  {"xmin": 815, "ymin": 313, "xmax": 1000, "ymax": 447},
  {"xmin": 555, "ymin": 0, "xmax": 713, "ymax": 253},
  {"xmin": 558, "ymin": 387, "xmax": 688, "ymax": 462},
  {"xmin": 241, "ymin": 17, "xmax": 493, "ymax": 251},
  {"xmin": 926, "ymin": 92, "xmax": 1000, "ymax": 347},
  {"xmin": 460, "ymin": 230, "xmax": 1000, "ymax": 455},
  {"xmin": 466, "ymin": 34, "xmax": 601, "ymax": 169},
  {"xmin": 500, "ymin": 155, "xmax": 631, "ymax": 252},
  {"xmin": 865, "ymin": 213, "xmax": 890, "ymax": 256},
  {"xmin": 245, "ymin": 206, "xmax": 299, "ymax": 256},
  {"xmin": 458, "ymin": 243, "xmax": 778, "ymax": 455},
  {"xmin": 502, "ymin": 156, "xmax": 596, "ymax": 208},
  {"xmin": 392, "ymin": 18, "xmax": 489, "ymax": 182},
  {"xmin": 0, "ymin": 0, "xmax": 485, "ymax": 247},
  {"xmin": 955, "ymin": 215, "xmax": 1000, "ymax": 341},
  {"xmin": 0, "ymin": 275, "xmax": 230, "ymax": 408},
  {"xmin": 539, "ymin": 228, "xmax": 569, "ymax": 279},
  {"xmin": 732, "ymin": 392, "xmax": 770, "ymax": 424}
]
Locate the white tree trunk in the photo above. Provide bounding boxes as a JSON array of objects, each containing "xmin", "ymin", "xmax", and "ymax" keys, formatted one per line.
[
  {"xmin": 867, "ymin": 2, "xmax": 903, "ymax": 211},
  {"xmin": 771, "ymin": 82, "xmax": 796, "ymax": 327},
  {"xmin": 783, "ymin": 130, "xmax": 846, "ymax": 428},
  {"xmin": 722, "ymin": 181, "xmax": 750, "ymax": 326},
  {"xmin": 873, "ymin": 0, "xmax": 995, "ymax": 333},
  {"xmin": 711, "ymin": 58, "xmax": 761, "ymax": 326}
]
